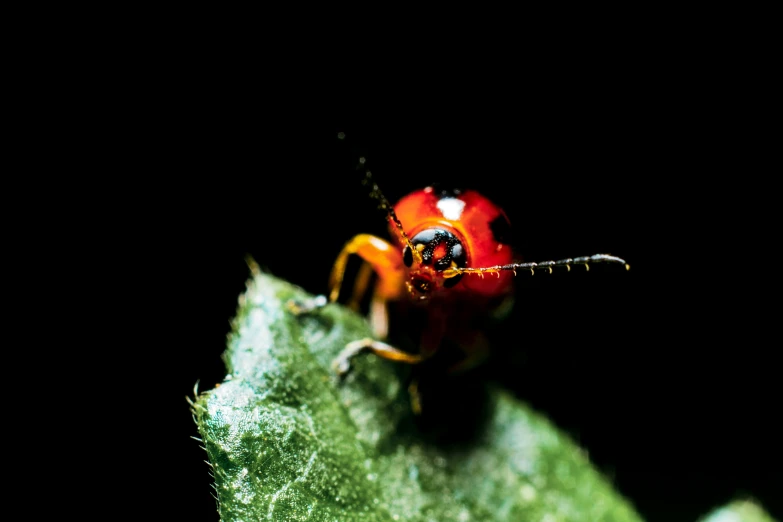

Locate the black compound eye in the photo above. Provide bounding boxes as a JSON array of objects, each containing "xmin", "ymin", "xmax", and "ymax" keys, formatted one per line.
[
  {"xmin": 411, "ymin": 228, "xmax": 439, "ymax": 245},
  {"xmin": 450, "ymin": 243, "xmax": 464, "ymax": 265},
  {"xmin": 410, "ymin": 228, "xmax": 467, "ymax": 273}
]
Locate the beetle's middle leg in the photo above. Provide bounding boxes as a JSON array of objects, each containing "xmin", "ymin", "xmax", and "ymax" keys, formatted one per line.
[{"xmin": 333, "ymin": 338, "xmax": 428, "ymax": 376}]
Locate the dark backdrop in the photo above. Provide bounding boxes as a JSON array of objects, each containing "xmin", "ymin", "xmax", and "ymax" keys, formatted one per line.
[{"xmin": 146, "ymin": 120, "xmax": 779, "ymax": 522}]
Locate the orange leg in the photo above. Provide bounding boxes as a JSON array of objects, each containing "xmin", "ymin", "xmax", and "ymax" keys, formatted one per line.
[
  {"xmin": 332, "ymin": 307, "xmax": 447, "ymax": 374},
  {"xmin": 330, "ymin": 234, "xmax": 405, "ymax": 340},
  {"xmin": 347, "ymin": 261, "xmax": 374, "ymax": 311},
  {"xmin": 288, "ymin": 234, "xmax": 403, "ymax": 320},
  {"xmin": 328, "ymin": 234, "xmax": 405, "ymax": 303},
  {"xmin": 368, "ymin": 293, "xmax": 389, "ymax": 340},
  {"xmin": 333, "ymin": 338, "xmax": 428, "ymax": 377},
  {"xmin": 327, "ymin": 234, "xmax": 426, "ymax": 375}
]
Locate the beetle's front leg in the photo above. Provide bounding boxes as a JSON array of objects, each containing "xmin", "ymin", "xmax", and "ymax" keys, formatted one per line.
[
  {"xmin": 327, "ymin": 233, "xmax": 405, "ymax": 305},
  {"xmin": 287, "ymin": 234, "xmax": 403, "ymax": 330}
]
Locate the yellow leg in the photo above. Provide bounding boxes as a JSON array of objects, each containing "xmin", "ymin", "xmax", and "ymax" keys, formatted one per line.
[
  {"xmin": 328, "ymin": 234, "xmax": 405, "ymax": 303},
  {"xmin": 326, "ymin": 235, "xmax": 410, "ymax": 378},
  {"xmin": 347, "ymin": 261, "xmax": 374, "ymax": 311},
  {"xmin": 288, "ymin": 237, "xmax": 399, "ymax": 317},
  {"xmin": 333, "ymin": 338, "xmax": 428, "ymax": 377},
  {"xmin": 368, "ymin": 293, "xmax": 389, "ymax": 339}
]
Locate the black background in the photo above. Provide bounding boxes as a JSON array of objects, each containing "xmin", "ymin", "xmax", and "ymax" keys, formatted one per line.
[{"xmin": 144, "ymin": 112, "xmax": 779, "ymax": 522}]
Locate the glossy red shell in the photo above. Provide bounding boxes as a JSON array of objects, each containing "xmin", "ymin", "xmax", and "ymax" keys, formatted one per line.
[{"xmin": 391, "ymin": 187, "xmax": 515, "ymax": 296}]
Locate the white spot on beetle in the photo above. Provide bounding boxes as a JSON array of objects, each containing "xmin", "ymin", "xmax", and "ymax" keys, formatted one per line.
[{"xmin": 436, "ymin": 197, "xmax": 466, "ymax": 220}]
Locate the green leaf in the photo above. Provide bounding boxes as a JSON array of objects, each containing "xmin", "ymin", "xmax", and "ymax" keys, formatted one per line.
[
  {"xmin": 698, "ymin": 500, "xmax": 778, "ymax": 522},
  {"xmin": 192, "ymin": 268, "xmax": 644, "ymax": 521}
]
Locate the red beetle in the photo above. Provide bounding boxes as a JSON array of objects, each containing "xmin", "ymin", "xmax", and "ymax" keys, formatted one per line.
[{"xmin": 293, "ymin": 143, "xmax": 628, "ymax": 413}]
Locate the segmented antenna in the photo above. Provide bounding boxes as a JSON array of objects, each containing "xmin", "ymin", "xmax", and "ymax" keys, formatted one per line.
[
  {"xmin": 340, "ymin": 131, "xmax": 422, "ymax": 265},
  {"xmin": 442, "ymin": 254, "xmax": 630, "ymax": 279},
  {"xmin": 361, "ymin": 167, "xmax": 423, "ymax": 265}
]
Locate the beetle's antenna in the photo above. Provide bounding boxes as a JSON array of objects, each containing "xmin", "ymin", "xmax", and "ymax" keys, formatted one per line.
[
  {"xmin": 361, "ymin": 168, "xmax": 422, "ymax": 265},
  {"xmin": 442, "ymin": 254, "xmax": 630, "ymax": 279},
  {"xmin": 339, "ymin": 132, "xmax": 422, "ymax": 264}
]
